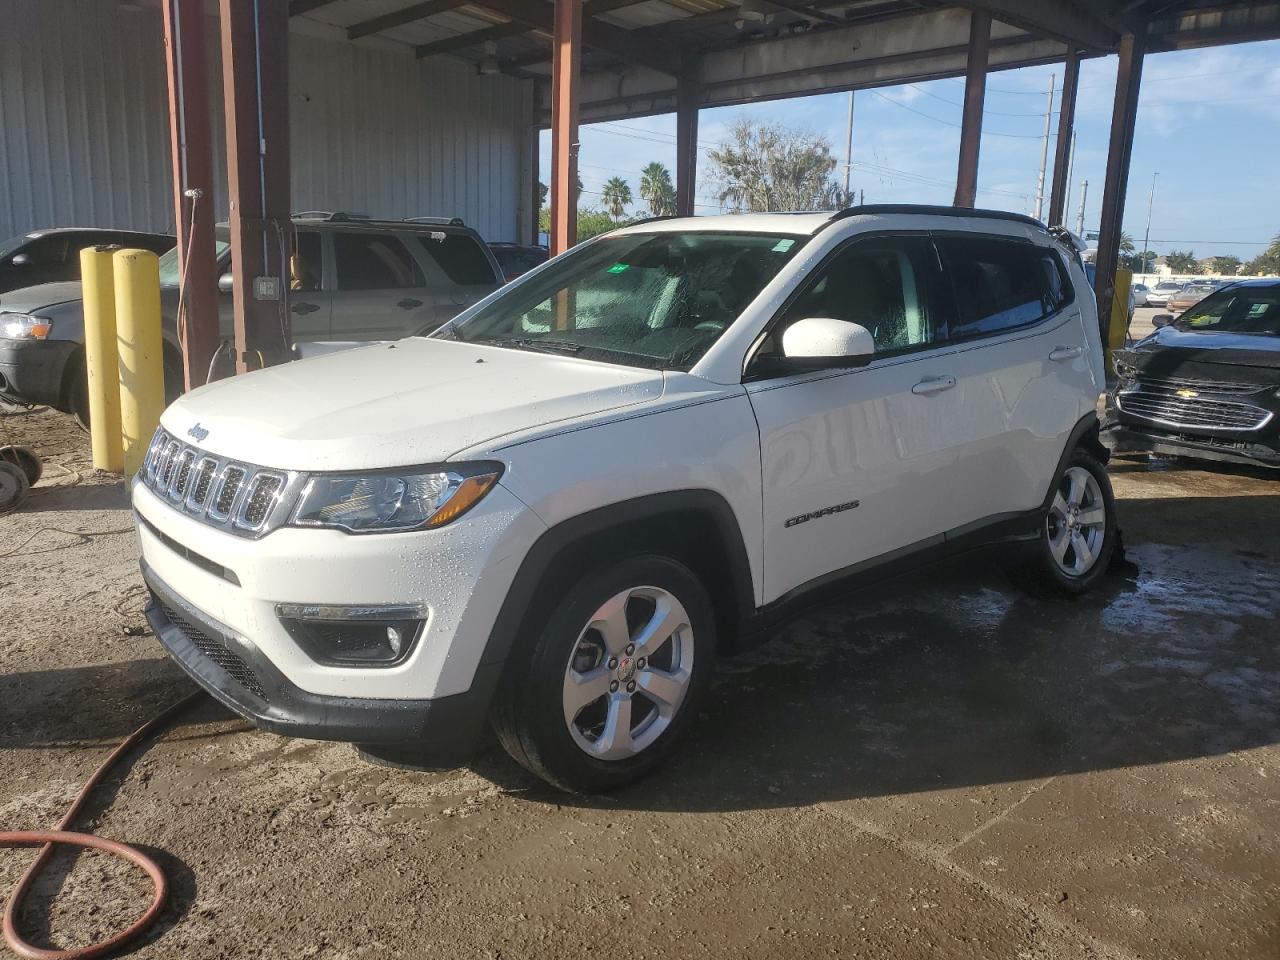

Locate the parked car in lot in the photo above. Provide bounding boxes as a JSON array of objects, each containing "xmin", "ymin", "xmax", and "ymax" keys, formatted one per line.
[
  {"xmin": 0, "ymin": 214, "xmax": 500, "ymax": 423},
  {"xmin": 1166, "ymin": 281, "xmax": 1219, "ymax": 316},
  {"xmin": 1145, "ymin": 280, "xmax": 1186, "ymax": 307},
  {"xmin": 134, "ymin": 205, "xmax": 1115, "ymax": 792},
  {"xmin": 1130, "ymin": 282, "xmax": 1150, "ymax": 307},
  {"xmin": 0, "ymin": 227, "xmax": 173, "ymax": 296},
  {"xmin": 488, "ymin": 242, "xmax": 548, "ymax": 282},
  {"xmin": 1108, "ymin": 279, "xmax": 1280, "ymax": 469}
]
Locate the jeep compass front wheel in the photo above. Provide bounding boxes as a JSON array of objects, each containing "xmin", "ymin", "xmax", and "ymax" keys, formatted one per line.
[
  {"xmin": 1035, "ymin": 448, "xmax": 1117, "ymax": 593},
  {"xmin": 492, "ymin": 554, "xmax": 716, "ymax": 793}
]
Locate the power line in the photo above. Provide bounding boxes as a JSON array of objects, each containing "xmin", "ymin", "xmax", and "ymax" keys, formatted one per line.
[
  {"xmin": 869, "ymin": 92, "xmax": 1048, "ymax": 138},
  {"xmin": 904, "ymin": 83, "xmax": 1059, "ymax": 118}
]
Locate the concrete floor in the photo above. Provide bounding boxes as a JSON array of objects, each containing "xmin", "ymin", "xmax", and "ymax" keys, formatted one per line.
[{"xmin": 1, "ymin": 408, "xmax": 1277, "ymax": 959}]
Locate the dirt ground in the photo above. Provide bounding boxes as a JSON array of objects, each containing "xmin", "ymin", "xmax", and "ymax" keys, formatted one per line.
[{"xmin": 1, "ymin": 407, "xmax": 1277, "ymax": 959}]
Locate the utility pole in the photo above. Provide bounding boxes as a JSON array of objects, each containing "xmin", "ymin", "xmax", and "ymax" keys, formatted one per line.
[
  {"xmin": 1033, "ymin": 73, "xmax": 1055, "ymax": 221},
  {"xmin": 1142, "ymin": 171, "xmax": 1158, "ymax": 276},
  {"xmin": 1076, "ymin": 179, "xmax": 1088, "ymax": 236},
  {"xmin": 843, "ymin": 91, "xmax": 855, "ymax": 205},
  {"xmin": 1064, "ymin": 131, "xmax": 1077, "ymax": 220}
]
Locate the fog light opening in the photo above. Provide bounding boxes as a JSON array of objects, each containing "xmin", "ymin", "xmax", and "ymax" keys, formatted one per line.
[{"xmin": 275, "ymin": 603, "xmax": 427, "ymax": 667}]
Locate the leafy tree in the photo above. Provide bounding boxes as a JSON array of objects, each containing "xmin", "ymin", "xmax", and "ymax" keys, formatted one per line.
[
  {"xmin": 600, "ymin": 176, "xmax": 633, "ymax": 222},
  {"xmin": 1165, "ymin": 250, "xmax": 1198, "ymax": 273},
  {"xmin": 1245, "ymin": 235, "xmax": 1280, "ymax": 276},
  {"xmin": 708, "ymin": 119, "xmax": 843, "ymax": 213},
  {"xmin": 1209, "ymin": 254, "xmax": 1242, "ymax": 276},
  {"xmin": 538, "ymin": 181, "xmax": 548, "ymax": 207},
  {"xmin": 1127, "ymin": 249, "xmax": 1158, "ymax": 272},
  {"xmin": 537, "ymin": 206, "xmax": 624, "ymax": 242},
  {"xmin": 639, "ymin": 162, "xmax": 677, "ymax": 217}
]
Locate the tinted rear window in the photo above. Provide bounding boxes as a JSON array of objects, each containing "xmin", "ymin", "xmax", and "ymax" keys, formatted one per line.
[
  {"xmin": 938, "ymin": 236, "xmax": 1071, "ymax": 339},
  {"xmin": 416, "ymin": 234, "xmax": 496, "ymax": 285}
]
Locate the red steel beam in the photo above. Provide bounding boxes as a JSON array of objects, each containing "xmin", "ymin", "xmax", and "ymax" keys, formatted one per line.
[
  {"xmin": 953, "ymin": 10, "xmax": 989, "ymax": 208},
  {"xmin": 219, "ymin": 0, "xmax": 292, "ymax": 373},
  {"xmin": 1047, "ymin": 47, "xmax": 1080, "ymax": 227},
  {"xmin": 1094, "ymin": 29, "xmax": 1145, "ymax": 344},
  {"xmin": 549, "ymin": 0, "xmax": 581, "ymax": 256},
  {"xmin": 162, "ymin": 0, "xmax": 220, "ymax": 388}
]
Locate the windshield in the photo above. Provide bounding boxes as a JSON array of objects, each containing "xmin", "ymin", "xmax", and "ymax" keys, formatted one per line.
[
  {"xmin": 158, "ymin": 238, "xmax": 231, "ymax": 287},
  {"xmin": 1176, "ymin": 286, "xmax": 1280, "ymax": 336},
  {"xmin": 0, "ymin": 235, "xmax": 28, "ymax": 261},
  {"xmin": 439, "ymin": 231, "xmax": 807, "ymax": 370}
]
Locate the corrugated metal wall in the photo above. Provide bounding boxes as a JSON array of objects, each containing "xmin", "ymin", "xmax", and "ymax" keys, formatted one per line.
[{"xmin": 0, "ymin": 0, "xmax": 533, "ymax": 244}]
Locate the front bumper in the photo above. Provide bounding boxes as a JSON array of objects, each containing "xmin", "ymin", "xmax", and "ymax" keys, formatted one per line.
[
  {"xmin": 1103, "ymin": 424, "xmax": 1280, "ymax": 469},
  {"xmin": 0, "ymin": 338, "xmax": 76, "ymax": 408},
  {"xmin": 144, "ymin": 562, "xmax": 501, "ymax": 751}
]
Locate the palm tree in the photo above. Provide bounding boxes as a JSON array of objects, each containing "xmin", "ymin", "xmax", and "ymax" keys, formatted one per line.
[
  {"xmin": 601, "ymin": 176, "xmax": 633, "ymax": 222},
  {"xmin": 639, "ymin": 162, "xmax": 677, "ymax": 216},
  {"xmin": 1119, "ymin": 231, "xmax": 1136, "ymax": 257}
]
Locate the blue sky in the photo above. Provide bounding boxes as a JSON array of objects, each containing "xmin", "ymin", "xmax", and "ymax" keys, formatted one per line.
[{"xmin": 540, "ymin": 38, "xmax": 1280, "ymax": 261}]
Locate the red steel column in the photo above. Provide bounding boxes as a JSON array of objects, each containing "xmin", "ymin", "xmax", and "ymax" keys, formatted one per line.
[
  {"xmin": 219, "ymin": 0, "xmax": 292, "ymax": 374},
  {"xmin": 162, "ymin": 0, "xmax": 220, "ymax": 388},
  {"xmin": 676, "ymin": 81, "xmax": 699, "ymax": 217},
  {"xmin": 549, "ymin": 0, "xmax": 582, "ymax": 255},
  {"xmin": 1095, "ymin": 30, "xmax": 1146, "ymax": 344},
  {"xmin": 1047, "ymin": 49, "xmax": 1081, "ymax": 227},
  {"xmin": 954, "ymin": 10, "xmax": 990, "ymax": 209}
]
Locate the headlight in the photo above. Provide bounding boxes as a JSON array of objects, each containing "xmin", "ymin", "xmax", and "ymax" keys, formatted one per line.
[
  {"xmin": 291, "ymin": 462, "xmax": 502, "ymax": 533},
  {"xmin": 0, "ymin": 314, "xmax": 52, "ymax": 340}
]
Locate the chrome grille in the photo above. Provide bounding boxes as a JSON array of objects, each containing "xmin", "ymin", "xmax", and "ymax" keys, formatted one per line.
[
  {"xmin": 1117, "ymin": 381, "xmax": 1273, "ymax": 433},
  {"xmin": 1132, "ymin": 375, "xmax": 1266, "ymax": 397},
  {"xmin": 139, "ymin": 428, "xmax": 297, "ymax": 538}
]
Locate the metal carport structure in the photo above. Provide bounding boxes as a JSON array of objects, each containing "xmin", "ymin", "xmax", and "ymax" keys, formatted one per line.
[{"xmin": 176, "ymin": 0, "xmax": 1280, "ymax": 384}]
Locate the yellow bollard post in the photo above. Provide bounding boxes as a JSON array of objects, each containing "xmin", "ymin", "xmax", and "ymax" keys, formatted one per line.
[
  {"xmin": 1108, "ymin": 267, "xmax": 1133, "ymax": 376},
  {"xmin": 80, "ymin": 247, "xmax": 124, "ymax": 473},
  {"xmin": 113, "ymin": 249, "xmax": 166, "ymax": 477}
]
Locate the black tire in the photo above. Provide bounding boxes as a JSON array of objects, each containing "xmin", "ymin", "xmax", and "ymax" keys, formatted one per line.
[
  {"xmin": 1033, "ymin": 447, "xmax": 1118, "ymax": 594},
  {"xmin": 0, "ymin": 445, "xmax": 42, "ymax": 486},
  {"xmin": 70, "ymin": 351, "xmax": 183, "ymax": 433},
  {"xmin": 0, "ymin": 461, "xmax": 30, "ymax": 515},
  {"xmin": 68, "ymin": 363, "xmax": 90, "ymax": 432},
  {"xmin": 491, "ymin": 553, "xmax": 717, "ymax": 793}
]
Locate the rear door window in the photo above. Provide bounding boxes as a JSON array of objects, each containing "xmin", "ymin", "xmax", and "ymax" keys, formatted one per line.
[
  {"xmin": 415, "ymin": 233, "xmax": 497, "ymax": 285},
  {"xmin": 936, "ymin": 236, "xmax": 1071, "ymax": 340},
  {"xmin": 289, "ymin": 231, "xmax": 323, "ymax": 292},
  {"xmin": 333, "ymin": 232, "xmax": 425, "ymax": 290}
]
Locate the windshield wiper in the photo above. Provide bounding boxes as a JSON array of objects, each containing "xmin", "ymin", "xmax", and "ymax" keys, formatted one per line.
[{"xmin": 481, "ymin": 337, "xmax": 584, "ymax": 355}]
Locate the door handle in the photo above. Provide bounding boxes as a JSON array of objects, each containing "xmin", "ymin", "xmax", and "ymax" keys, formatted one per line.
[
  {"xmin": 397, "ymin": 298, "xmax": 424, "ymax": 310},
  {"xmin": 1049, "ymin": 345, "xmax": 1084, "ymax": 361},
  {"xmin": 291, "ymin": 302, "xmax": 319, "ymax": 315},
  {"xmin": 911, "ymin": 375, "xmax": 956, "ymax": 396}
]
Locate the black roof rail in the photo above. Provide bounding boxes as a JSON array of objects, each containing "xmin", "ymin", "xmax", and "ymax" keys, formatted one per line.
[
  {"xmin": 825, "ymin": 204, "xmax": 1045, "ymax": 230},
  {"xmin": 292, "ymin": 211, "xmax": 372, "ymax": 222},
  {"xmin": 403, "ymin": 216, "xmax": 466, "ymax": 227}
]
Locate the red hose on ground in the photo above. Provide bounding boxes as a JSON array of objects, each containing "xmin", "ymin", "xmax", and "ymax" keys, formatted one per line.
[{"xmin": 1, "ymin": 691, "xmax": 205, "ymax": 959}]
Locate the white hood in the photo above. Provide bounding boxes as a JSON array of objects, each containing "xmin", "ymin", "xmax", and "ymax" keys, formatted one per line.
[{"xmin": 161, "ymin": 338, "xmax": 664, "ymax": 471}]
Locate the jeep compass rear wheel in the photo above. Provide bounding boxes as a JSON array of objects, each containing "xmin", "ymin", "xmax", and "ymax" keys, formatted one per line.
[{"xmin": 492, "ymin": 554, "xmax": 715, "ymax": 793}]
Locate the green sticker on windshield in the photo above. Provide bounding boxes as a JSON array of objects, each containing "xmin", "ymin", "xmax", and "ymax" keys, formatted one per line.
[
  {"xmin": 607, "ymin": 262, "xmax": 630, "ymax": 273},
  {"xmin": 772, "ymin": 239, "xmax": 795, "ymax": 253}
]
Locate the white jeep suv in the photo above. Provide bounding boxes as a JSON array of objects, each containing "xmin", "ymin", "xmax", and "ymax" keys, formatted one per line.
[{"xmin": 133, "ymin": 206, "xmax": 1117, "ymax": 792}]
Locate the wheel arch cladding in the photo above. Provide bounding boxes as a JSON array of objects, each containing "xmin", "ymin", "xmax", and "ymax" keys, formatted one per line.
[{"xmin": 482, "ymin": 490, "xmax": 756, "ymax": 681}]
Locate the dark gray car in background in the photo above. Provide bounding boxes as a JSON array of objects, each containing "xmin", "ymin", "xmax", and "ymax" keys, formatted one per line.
[{"xmin": 0, "ymin": 213, "xmax": 501, "ymax": 423}]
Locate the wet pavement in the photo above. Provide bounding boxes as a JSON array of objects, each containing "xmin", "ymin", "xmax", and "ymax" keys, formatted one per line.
[{"xmin": 1, "ymin": 409, "xmax": 1277, "ymax": 958}]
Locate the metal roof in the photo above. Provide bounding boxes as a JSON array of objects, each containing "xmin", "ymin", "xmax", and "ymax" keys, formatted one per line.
[{"xmin": 290, "ymin": 0, "xmax": 1280, "ymax": 123}]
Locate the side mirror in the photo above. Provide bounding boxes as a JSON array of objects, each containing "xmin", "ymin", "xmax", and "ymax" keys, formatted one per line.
[
  {"xmin": 217, "ymin": 273, "xmax": 234, "ymax": 294},
  {"xmin": 781, "ymin": 317, "xmax": 875, "ymax": 369},
  {"xmin": 1151, "ymin": 313, "xmax": 1174, "ymax": 328},
  {"xmin": 10, "ymin": 253, "xmax": 29, "ymax": 267}
]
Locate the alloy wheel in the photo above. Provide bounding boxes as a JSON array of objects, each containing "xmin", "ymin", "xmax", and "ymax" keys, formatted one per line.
[
  {"xmin": 1046, "ymin": 465, "xmax": 1107, "ymax": 577},
  {"xmin": 561, "ymin": 585, "xmax": 694, "ymax": 761}
]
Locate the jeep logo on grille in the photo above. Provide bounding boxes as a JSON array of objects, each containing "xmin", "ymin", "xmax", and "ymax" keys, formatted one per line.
[{"xmin": 187, "ymin": 423, "xmax": 209, "ymax": 442}]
